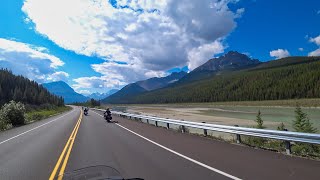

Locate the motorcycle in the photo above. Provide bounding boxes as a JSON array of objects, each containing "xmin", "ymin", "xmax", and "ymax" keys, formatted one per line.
[
  {"xmin": 104, "ymin": 113, "xmax": 112, "ymax": 122},
  {"xmin": 84, "ymin": 109, "xmax": 89, "ymax": 116},
  {"xmin": 57, "ymin": 165, "xmax": 143, "ymax": 180}
]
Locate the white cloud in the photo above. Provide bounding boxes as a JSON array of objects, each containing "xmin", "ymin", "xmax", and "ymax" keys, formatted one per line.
[
  {"xmin": 309, "ymin": 35, "xmax": 320, "ymax": 46},
  {"xmin": 187, "ymin": 40, "xmax": 224, "ymax": 70},
  {"xmin": 72, "ymin": 61, "xmax": 169, "ymax": 93},
  {"xmin": 22, "ymin": 0, "xmax": 242, "ymax": 86},
  {"xmin": 47, "ymin": 71, "xmax": 69, "ymax": 82},
  {"xmin": 0, "ymin": 38, "xmax": 66, "ymax": 82},
  {"xmin": 308, "ymin": 48, "xmax": 320, "ymax": 56},
  {"xmin": 73, "ymin": 75, "xmax": 126, "ymax": 90},
  {"xmin": 235, "ymin": 8, "xmax": 245, "ymax": 18},
  {"xmin": 298, "ymin": 48, "xmax": 304, "ymax": 51},
  {"xmin": 0, "ymin": 38, "xmax": 63, "ymax": 68},
  {"xmin": 308, "ymin": 35, "xmax": 320, "ymax": 57},
  {"xmin": 91, "ymin": 61, "xmax": 167, "ymax": 83},
  {"xmin": 269, "ymin": 49, "xmax": 290, "ymax": 59},
  {"xmin": 77, "ymin": 89, "xmax": 91, "ymax": 95}
]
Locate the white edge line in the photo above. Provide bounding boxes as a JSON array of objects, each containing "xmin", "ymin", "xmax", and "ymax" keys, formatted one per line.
[
  {"xmin": 92, "ymin": 111, "xmax": 242, "ymax": 180},
  {"xmin": 0, "ymin": 109, "xmax": 76, "ymax": 145}
]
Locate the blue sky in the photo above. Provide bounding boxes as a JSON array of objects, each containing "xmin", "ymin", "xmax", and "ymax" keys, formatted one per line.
[{"xmin": 0, "ymin": 0, "xmax": 319, "ymax": 95}]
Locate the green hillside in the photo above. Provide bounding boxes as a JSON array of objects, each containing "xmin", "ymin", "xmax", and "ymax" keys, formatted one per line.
[
  {"xmin": 0, "ymin": 69, "xmax": 64, "ymax": 107},
  {"xmin": 108, "ymin": 56, "xmax": 320, "ymax": 104}
]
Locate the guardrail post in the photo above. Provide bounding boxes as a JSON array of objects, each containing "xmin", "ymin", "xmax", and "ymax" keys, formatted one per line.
[
  {"xmin": 166, "ymin": 123, "xmax": 170, "ymax": 129},
  {"xmin": 155, "ymin": 121, "xmax": 158, "ymax": 127},
  {"xmin": 202, "ymin": 122, "xmax": 208, "ymax": 136},
  {"xmin": 181, "ymin": 125, "xmax": 185, "ymax": 133},
  {"xmin": 235, "ymin": 125, "xmax": 241, "ymax": 144},
  {"xmin": 284, "ymin": 129, "xmax": 291, "ymax": 155}
]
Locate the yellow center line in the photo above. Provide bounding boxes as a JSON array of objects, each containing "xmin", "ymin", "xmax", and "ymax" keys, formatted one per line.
[
  {"xmin": 57, "ymin": 112, "xmax": 82, "ymax": 179},
  {"xmin": 49, "ymin": 109, "xmax": 83, "ymax": 180}
]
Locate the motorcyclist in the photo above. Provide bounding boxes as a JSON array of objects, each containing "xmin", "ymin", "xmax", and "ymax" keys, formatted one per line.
[
  {"xmin": 104, "ymin": 108, "xmax": 112, "ymax": 122},
  {"xmin": 84, "ymin": 107, "xmax": 89, "ymax": 115}
]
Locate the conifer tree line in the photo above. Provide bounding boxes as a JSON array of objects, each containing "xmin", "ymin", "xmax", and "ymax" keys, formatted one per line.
[
  {"xmin": 0, "ymin": 69, "xmax": 64, "ymax": 107},
  {"xmin": 72, "ymin": 98, "xmax": 101, "ymax": 107}
]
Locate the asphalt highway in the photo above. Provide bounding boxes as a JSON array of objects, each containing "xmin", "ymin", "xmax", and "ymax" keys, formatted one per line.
[{"xmin": 0, "ymin": 106, "xmax": 319, "ymax": 180}]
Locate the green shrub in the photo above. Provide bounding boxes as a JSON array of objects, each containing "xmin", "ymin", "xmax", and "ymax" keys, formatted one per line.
[
  {"xmin": 0, "ymin": 101, "xmax": 26, "ymax": 126},
  {"xmin": 244, "ymin": 136, "xmax": 266, "ymax": 147},
  {"xmin": 0, "ymin": 116, "xmax": 7, "ymax": 130},
  {"xmin": 29, "ymin": 113, "xmax": 44, "ymax": 121},
  {"xmin": 277, "ymin": 122, "xmax": 286, "ymax": 131},
  {"xmin": 292, "ymin": 143, "xmax": 320, "ymax": 158},
  {"xmin": 255, "ymin": 110, "xmax": 264, "ymax": 129}
]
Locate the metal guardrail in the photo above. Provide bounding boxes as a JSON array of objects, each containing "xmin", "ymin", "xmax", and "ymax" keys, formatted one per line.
[{"xmin": 93, "ymin": 108, "xmax": 320, "ymax": 154}]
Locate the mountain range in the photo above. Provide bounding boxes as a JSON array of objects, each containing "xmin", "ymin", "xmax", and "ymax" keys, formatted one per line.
[
  {"xmin": 41, "ymin": 51, "xmax": 320, "ymax": 104},
  {"xmin": 87, "ymin": 89, "xmax": 118, "ymax": 100},
  {"xmin": 102, "ymin": 51, "xmax": 320, "ymax": 104},
  {"xmin": 177, "ymin": 51, "xmax": 260, "ymax": 83},
  {"xmin": 103, "ymin": 71, "xmax": 187, "ymax": 103},
  {"xmin": 103, "ymin": 51, "xmax": 259, "ymax": 103},
  {"xmin": 42, "ymin": 81, "xmax": 89, "ymax": 104}
]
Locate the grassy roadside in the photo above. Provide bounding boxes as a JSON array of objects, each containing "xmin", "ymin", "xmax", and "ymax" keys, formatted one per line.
[{"xmin": 25, "ymin": 106, "xmax": 72, "ymax": 124}]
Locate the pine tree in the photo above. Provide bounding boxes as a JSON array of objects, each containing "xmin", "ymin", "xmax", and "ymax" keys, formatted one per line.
[
  {"xmin": 255, "ymin": 110, "xmax": 264, "ymax": 129},
  {"xmin": 293, "ymin": 105, "xmax": 317, "ymax": 133}
]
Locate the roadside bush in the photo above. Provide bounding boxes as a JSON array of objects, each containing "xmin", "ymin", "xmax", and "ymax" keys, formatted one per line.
[
  {"xmin": 255, "ymin": 110, "xmax": 264, "ymax": 129},
  {"xmin": 292, "ymin": 143, "xmax": 320, "ymax": 158},
  {"xmin": 0, "ymin": 116, "xmax": 7, "ymax": 130},
  {"xmin": 0, "ymin": 101, "xmax": 26, "ymax": 126},
  {"xmin": 244, "ymin": 136, "xmax": 265, "ymax": 147},
  {"xmin": 26, "ymin": 113, "xmax": 44, "ymax": 122},
  {"xmin": 277, "ymin": 122, "xmax": 286, "ymax": 131}
]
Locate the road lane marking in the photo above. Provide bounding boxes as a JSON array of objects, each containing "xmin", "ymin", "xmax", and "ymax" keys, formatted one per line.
[
  {"xmin": 0, "ymin": 109, "xmax": 75, "ymax": 146},
  {"xmin": 58, "ymin": 112, "xmax": 82, "ymax": 180},
  {"xmin": 49, "ymin": 110, "xmax": 83, "ymax": 180},
  {"xmin": 116, "ymin": 124, "xmax": 242, "ymax": 180},
  {"xmin": 91, "ymin": 110, "xmax": 242, "ymax": 180},
  {"xmin": 49, "ymin": 112, "xmax": 81, "ymax": 180}
]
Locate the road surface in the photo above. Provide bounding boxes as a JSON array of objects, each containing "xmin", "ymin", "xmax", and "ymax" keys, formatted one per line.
[{"xmin": 0, "ymin": 106, "xmax": 319, "ymax": 179}]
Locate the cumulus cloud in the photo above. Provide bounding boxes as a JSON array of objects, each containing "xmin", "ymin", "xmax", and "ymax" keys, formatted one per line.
[
  {"xmin": 72, "ymin": 75, "xmax": 127, "ymax": 94},
  {"xmin": 22, "ymin": 0, "xmax": 242, "ymax": 88},
  {"xmin": 309, "ymin": 35, "xmax": 320, "ymax": 46},
  {"xmin": 47, "ymin": 71, "xmax": 69, "ymax": 82},
  {"xmin": 78, "ymin": 89, "xmax": 91, "ymax": 95},
  {"xmin": 235, "ymin": 8, "xmax": 245, "ymax": 18},
  {"xmin": 0, "ymin": 38, "xmax": 67, "ymax": 82},
  {"xmin": 298, "ymin": 48, "xmax": 304, "ymax": 51},
  {"xmin": 187, "ymin": 40, "xmax": 224, "ymax": 70},
  {"xmin": 269, "ymin": 49, "xmax": 290, "ymax": 59},
  {"xmin": 72, "ymin": 61, "xmax": 169, "ymax": 93},
  {"xmin": 308, "ymin": 49, "xmax": 320, "ymax": 56},
  {"xmin": 308, "ymin": 35, "xmax": 320, "ymax": 57}
]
